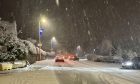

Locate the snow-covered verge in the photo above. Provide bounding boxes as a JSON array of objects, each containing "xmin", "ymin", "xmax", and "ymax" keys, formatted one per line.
[
  {"xmin": 87, "ymin": 54, "xmax": 123, "ymax": 63},
  {"xmin": 87, "ymin": 39, "xmax": 139, "ymax": 63}
]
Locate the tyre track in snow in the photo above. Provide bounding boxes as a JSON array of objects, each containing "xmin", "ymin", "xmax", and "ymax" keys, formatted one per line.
[{"xmin": 75, "ymin": 60, "xmax": 140, "ymax": 84}]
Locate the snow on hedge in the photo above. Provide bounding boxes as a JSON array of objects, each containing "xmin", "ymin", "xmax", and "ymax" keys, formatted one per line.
[{"xmin": 0, "ymin": 20, "xmax": 46, "ymax": 63}]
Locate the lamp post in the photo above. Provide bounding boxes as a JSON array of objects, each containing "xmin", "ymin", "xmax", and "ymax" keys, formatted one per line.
[
  {"xmin": 38, "ymin": 15, "xmax": 46, "ymax": 61},
  {"xmin": 76, "ymin": 45, "xmax": 81, "ymax": 57},
  {"xmin": 51, "ymin": 37, "xmax": 57, "ymax": 50}
]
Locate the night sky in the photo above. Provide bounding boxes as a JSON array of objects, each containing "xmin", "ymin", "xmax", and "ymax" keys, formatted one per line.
[{"xmin": 0, "ymin": 0, "xmax": 140, "ymax": 52}]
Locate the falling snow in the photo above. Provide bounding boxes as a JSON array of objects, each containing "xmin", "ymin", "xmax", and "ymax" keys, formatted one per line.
[
  {"xmin": 128, "ymin": 21, "xmax": 130, "ymax": 25},
  {"xmin": 56, "ymin": 0, "xmax": 59, "ymax": 6},
  {"xmin": 130, "ymin": 36, "xmax": 134, "ymax": 41},
  {"xmin": 65, "ymin": 8, "xmax": 68, "ymax": 11},
  {"xmin": 83, "ymin": 9, "xmax": 87, "ymax": 16},
  {"xmin": 0, "ymin": 0, "xmax": 140, "ymax": 54},
  {"xmin": 88, "ymin": 30, "xmax": 91, "ymax": 36}
]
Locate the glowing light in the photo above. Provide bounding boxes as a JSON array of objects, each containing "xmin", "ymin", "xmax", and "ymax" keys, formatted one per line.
[
  {"xmin": 40, "ymin": 17, "xmax": 46, "ymax": 23},
  {"xmin": 125, "ymin": 61, "xmax": 133, "ymax": 66}
]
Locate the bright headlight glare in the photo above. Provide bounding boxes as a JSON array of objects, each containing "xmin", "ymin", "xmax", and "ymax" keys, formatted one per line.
[{"xmin": 126, "ymin": 61, "xmax": 133, "ymax": 66}]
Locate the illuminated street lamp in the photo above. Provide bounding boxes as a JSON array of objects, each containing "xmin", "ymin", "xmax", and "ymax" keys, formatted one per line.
[
  {"xmin": 51, "ymin": 37, "xmax": 57, "ymax": 50},
  {"xmin": 39, "ymin": 17, "xmax": 46, "ymax": 41},
  {"xmin": 38, "ymin": 15, "xmax": 47, "ymax": 61},
  {"xmin": 41, "ymin": 17, "xmax": 46, "ymax": 23},
  {"xmin": 77, "ymin": 45, "xmax": 81, "ymax": 50},
  {"xmin": 76, "ymin": 45, "xmax": 82, "ymax": 57}
]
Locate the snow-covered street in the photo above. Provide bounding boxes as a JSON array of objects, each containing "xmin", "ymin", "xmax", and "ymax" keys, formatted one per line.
[{"xmin": 0, "ymin": 59, "xmax": 140, "ymax": 84}]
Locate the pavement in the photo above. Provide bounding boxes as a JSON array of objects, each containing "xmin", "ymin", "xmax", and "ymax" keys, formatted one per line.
[{"xmin": 0, "ymin": 59, "xmax": 140, "ymax": 84}]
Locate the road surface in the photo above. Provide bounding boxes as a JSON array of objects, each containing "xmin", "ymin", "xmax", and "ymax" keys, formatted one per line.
[{"xmin": 0, "ymin": 59, "xmax": 140, "ymax": 84}]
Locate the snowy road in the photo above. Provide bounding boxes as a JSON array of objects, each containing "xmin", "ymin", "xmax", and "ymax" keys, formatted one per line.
[{"xmin": 0, "ymin": 59, "xmax": 140, "ymax": 84}]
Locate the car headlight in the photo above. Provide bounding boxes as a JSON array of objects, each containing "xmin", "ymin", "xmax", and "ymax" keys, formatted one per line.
[{"xmin": 125, "ymin": 61, "xmax": 133, "ymax": 66}]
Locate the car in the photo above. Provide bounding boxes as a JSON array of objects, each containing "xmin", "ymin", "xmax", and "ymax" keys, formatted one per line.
[
  {"xmin": 55, "ymin": 55, "xmax": 65, "ymax": 62},
  {"xmin": 67, "ymin": 54, "xmax": 79, "ymax": 61},
  {"xmin": 122, "ymin": 57, "xmax": 140, "ymax": 69},
  {"xmin": 93, "ymin": 55, "xmax": 104, "ymax": 62}
]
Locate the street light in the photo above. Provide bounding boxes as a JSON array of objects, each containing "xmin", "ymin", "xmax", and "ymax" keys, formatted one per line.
[
  {"xmin": 76, "ymin": 45, "xmax": 82, "ymax": 57},
  {"xmin": 77, "ymin": 45, "xmax": 81, "ymax": 50},
  {"xmin": 41, "ymin": 17, "xmax": 46, "ymax": 23},
  {"xmin": 38, "ymin": 15, "xmax": 47, "ymax": 61},
  {"xmin": 52, "ymin": 37, "xmax": 56, "ymax": 42},
  {"xmin": 51, "ymin": 37, "xmax": 57, "ymax": 50}
]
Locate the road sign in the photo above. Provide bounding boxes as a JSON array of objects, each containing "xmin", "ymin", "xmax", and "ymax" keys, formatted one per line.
[{"xmin": 39, "ymin": 28, "xmax": 44, "ymax": 37}]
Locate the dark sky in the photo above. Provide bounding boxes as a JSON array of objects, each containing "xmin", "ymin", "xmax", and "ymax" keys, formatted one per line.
[{"xmin": 0, "ymin": 0, "xmax": 140, "ymax": 52}]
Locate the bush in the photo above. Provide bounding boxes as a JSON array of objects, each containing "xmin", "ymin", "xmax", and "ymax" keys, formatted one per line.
[
  {"xmin": 0, "ymin": 33, "xmax": 29, "ymax": 62},
  {"xmin": 0, "ymin": 53, "xmax": 16, "ymax": 62}
]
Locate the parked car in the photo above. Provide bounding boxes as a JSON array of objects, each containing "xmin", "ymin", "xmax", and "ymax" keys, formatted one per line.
[
  {"xmin": 64, "ymin": 53, "xmax": 79, "ymax": 61},
  {"xmin": 55, "ymin": 55, "xmax": 65, "ymax": 62},
  {"xmin": 122, "ymin": 57, "xmax": 140, "ymax": 69},
  {"xmin": 112, "ymin": 56, "xmax": 123, "ymax": 63},
  {"xmin": 94, "ymin": 55, "xmax": 104, "ymax": 62},
  {"xmin": 86, "ymin": 54, "xmax": 94, "ymax": 61}
]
